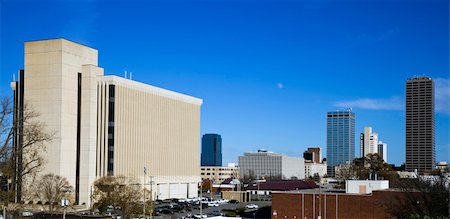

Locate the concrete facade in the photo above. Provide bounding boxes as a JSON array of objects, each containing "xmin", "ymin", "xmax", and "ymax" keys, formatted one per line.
[
  {"xmin": 23, "ymin": 39, "xmax": 101, "ymax": 204},
  {"xmin": 305, "ymin": 162, "xmax": 327, "ymax": 178},
  {"xmin": 360, "ymin": 127, "xmax": 378, "ymax": 157},
  {"xmin": 238, "ymin": 150, "xmax": 305, "ymax": 180},
  {"xmin": 96, "ymin": 76, "xmax": 202, "ymax": 200},
  {"xmin": 405, "ymin": 77, "xmax": 435, "ymax": 173},
  {"xmin": 13, "ymin": 38, "xmax": 202, "ymax": 206},
  {"xmin": 345, "ymin": 180, "xmax": 389, "ymax": 194},
  {"xmin": 378, "ymin": 141, "xmax": 388, "ymax": 162},
  {"xmin": 200, "ymin": 165, "xmax": 239, "ymax": 183}
]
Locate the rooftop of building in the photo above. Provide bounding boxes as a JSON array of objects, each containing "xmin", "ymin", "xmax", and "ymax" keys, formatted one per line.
[
  {"xmin": 97, "ymin": 75, "xmax": 203, "ymax": 105},
  {"xmin": 273, "ymin": 188, "xmax": 404, "ymax": 196},
  {"xmin": 245, "ymin": 180, "xmax": 318, "ymax": 191},
  {"xmin": 407, "ymin": 76, "xmax": 433, "ymax": 81}
]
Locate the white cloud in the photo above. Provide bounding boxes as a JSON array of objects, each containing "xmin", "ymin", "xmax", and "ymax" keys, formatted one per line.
[
  {"xmin": 335, "ymin": 96, "xmax": 403, "ymax": 110},
  {"xmin": 435, "ymin": 78, "xmax": 450, "ymax": 115},
  {"xmin": 277, "ymin": 83, "xmax": 284, "ymax": 89},
  {"xmin": 334, "ymin": 78, "xmax": 450, "ymax": 115}
]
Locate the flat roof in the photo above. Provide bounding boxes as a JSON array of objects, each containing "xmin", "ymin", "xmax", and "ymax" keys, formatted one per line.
[
  {"xmin": 98, "ymin": 75, "xmax": 203, "ymax": 106},
  {"xmin": 272, "ymin": 188, "xmax": 404, "ymax": 196}
]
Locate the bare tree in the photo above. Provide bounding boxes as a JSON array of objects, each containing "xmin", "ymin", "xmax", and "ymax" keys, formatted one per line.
[
  {"xmin": 34, "ymin": 174, "xmax": 73, "ymax": 212},
  {"xmin": 386, "ymin": 177, "xmax": 450, "ymax": 218},
  {"xmin": 0, "ymin": 96, "xmax": 53, "ymax": 203},
  {"xmin": 92, "ymin": 176, "xmax": 144, "ymax": 219}
]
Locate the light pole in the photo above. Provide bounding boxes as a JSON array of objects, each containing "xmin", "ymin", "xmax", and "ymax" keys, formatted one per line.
[
  {"xmin": 148, "ymin": 176, "xmax": 154, "ymax": 219},
  {"xmin": 199, "ymin": 181, "xmax": 203, "ymax": 217},
  {"xmin": 143, "ymin": 166, "xmax": 147, "ymax": 219}
]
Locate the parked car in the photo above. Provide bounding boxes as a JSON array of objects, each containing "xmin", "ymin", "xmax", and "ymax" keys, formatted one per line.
[
  {"xmin": 160, "ymin": 209, "xmax": 174, "ymax": 214},
  {"xmin": 193, "ymin": 214, "xmax": 207, "ymax": 218},
  {"xmin": 228, "ymin": 199, "xmax": 239, "ymax": 204},
  {"xmin": 22, "ymin": 211, "xmax": 33, "ymax": 217},
  {"xmin": 207, "ymin": 201, "xmax": 219, "ymax": 207},
  {"xmin": 245, "ymin": 204, "xmax": 259, "ymax": 209},
  {"xmin": 208, "ymin": 210, "xmax": 223, "ymax": 216}
]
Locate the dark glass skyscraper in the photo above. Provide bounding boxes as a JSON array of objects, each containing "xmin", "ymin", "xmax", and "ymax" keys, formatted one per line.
[
  {"xmin": 405, "ymin": 77, "xmax": 435, "ymax": 173},
  {"xmin": 326, "ymin": 110, "xmax": 355, "ymax": 176},
  {"xmin": 201, "ymin": 134, "xmax": 222, "ymax": 166}
]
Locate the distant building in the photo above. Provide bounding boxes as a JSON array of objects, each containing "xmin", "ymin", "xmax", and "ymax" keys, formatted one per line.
[
  {"xmin": 303, "ymin": 147, "xmax": 321, "ymax": 163},
  {"xmin": 305, "ymin": 162, "xmax": 327, "ymax": 178},
  {"xmin": 405, "ymin": 77, "xmax": 435, "ymax": 174},
  {"xmin": 303, "ymin": 147, "xmax": 326, "ymax": 178},
  {"xmin": 360, "ymin": 127, "xmax": 379, "ymax": 157},
  {"xmin": 334, "ymin": 161, "xmax": 353, "ymax": 179},
  {"xmin": 201, "ymin": 134, "xmax": 222, "ymax": 166},
  {"xmin": 360, "ymin": 127, "xmax": 388, "ymax": 162},
  {"xmin": 327, "ymin": 110, "xmax": 355, "ymax": 176},
  {"xmin": 238, "ymin": 149, "xmax": 305, "ymax": 180},
  {"xmin": 346, "ymin": 180, "xmax": 389, "ymax": 194},
  {"xmin": 378, "ymin": 141, "xmax": 388, "ymax": 162},
  {"xmin": 436, "ymin": 161, "xmax": 449, "ymax": 173},
  {"xmin": 245, "ymin": 180, "xmax": 318, "ymax": 196},
  {"xmin": 200, "ymin": 164, "xmax": 239, "ymax": 183}
]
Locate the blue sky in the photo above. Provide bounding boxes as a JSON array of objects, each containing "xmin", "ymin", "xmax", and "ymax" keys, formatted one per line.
[{"xmin": 1, "ymin": 0, "xmax": 449, "ymax": 165}]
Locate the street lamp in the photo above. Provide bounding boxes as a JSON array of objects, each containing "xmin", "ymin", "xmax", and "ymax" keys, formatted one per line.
[
  {"xmin": 200, "ymin": 181, "xmax": 203, "ymax": 217},
  {"xmin": 61, "ymin": 186, "xmax": 71, "ymax": 219},
  {"xmin": 143, "ymin": 166, "xmax": 147, "ymax": 219}
]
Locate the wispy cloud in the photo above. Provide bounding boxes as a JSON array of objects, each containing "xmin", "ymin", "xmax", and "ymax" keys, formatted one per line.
[
  {"xmin": 435, "ymin": 78, "xmax": 450, "ymax": 115},
  {"xmin": 334, "ymin": 78, "xmax": 450, "ymax": 115},
  {"xmin": 335, "ymin": 96, "xmax": 403, "ymax": 110}
]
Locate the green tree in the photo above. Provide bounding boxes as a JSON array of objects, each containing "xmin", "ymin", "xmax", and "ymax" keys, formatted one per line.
[{"xmin": 342, "ymin": 153, "xmax": 398, "ymax": 180}]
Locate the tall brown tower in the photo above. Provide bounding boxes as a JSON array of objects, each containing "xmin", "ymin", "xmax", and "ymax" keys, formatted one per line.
[{"xmin": 405, "ymin": 77, "xmax": 435, "ymax": 173}]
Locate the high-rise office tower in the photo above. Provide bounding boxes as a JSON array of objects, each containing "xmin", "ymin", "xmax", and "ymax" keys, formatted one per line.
[
  {"xmin": 201, "ymin": 134, "xmax": 222, "ymax": 166},
  {"xmin": 326, "ymin": 109, "xmax": 355, "ymax": 176},
  {"xmin": 360, "ymin": 127, "xmax": 379, "ymax": 157},
  {"xmin": 377, "ymin": 141, "xmax": 387, "ymax": 162},
  {"xmin": 405, "ymin": 77, "xmax": 435, "ymax": 173}
]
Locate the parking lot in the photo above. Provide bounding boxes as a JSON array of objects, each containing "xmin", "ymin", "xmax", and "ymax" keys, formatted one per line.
[{"xmin": 154, "ymin": 199, "xmax": 271, "ymax": 219}]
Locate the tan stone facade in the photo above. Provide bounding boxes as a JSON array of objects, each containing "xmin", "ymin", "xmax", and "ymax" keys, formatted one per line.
[
  {"xmin": 15, "ymin": 38, "xmax": 202, "ymax": 206},
  {"xmin": 96, "ymin": 76, "xmax": 202, "ymax": 200}
]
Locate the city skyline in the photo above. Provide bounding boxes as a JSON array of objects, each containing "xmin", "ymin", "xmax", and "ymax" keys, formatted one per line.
[{"xmin": 1, "ymin": 0, "xmax": 449, "ymax": 166}]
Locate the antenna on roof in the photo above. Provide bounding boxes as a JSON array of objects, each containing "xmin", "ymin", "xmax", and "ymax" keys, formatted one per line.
[
  {"xmin": 130, "ymin": 72, "xmax": 132, "ymax": 80},
  {"xmin": 124, "ymin": 70, "xmax": 127, "ymax": 78}
]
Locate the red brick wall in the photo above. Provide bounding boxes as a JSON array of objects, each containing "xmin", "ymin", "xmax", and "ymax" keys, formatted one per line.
[{"xmin": 272, "ymin": 191, "xmax": 402, "ymax": 219}]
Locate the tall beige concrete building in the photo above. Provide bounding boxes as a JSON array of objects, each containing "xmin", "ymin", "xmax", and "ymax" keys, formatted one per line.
[
  {"xmin": 11, "ymin": 38, "xmax": 202, "ymax": 206},
  {"xmin": 360, "ymin": 127, "xmax": 378, "ymax": 157}
]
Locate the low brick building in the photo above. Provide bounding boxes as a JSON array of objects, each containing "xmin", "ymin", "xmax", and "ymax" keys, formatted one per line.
[{"xmin": 271, "ymin": 189, "xmax": 404, "ymax": 219}]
